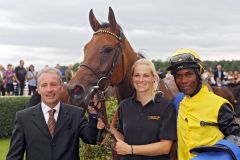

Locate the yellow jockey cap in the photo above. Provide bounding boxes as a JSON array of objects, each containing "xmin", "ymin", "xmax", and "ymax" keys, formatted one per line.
[{"xmin": 166, "ymin": 48, "xmax": 204, "ymax": 74}]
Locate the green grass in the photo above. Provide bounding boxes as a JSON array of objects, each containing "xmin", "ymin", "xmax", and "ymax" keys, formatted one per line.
[{"xmin": 0, "ymin": 137, "xmax": 10, "ymax": 160}]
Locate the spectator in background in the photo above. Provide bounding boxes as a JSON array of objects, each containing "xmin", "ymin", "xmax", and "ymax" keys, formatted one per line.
[
  {"xmin": 14, "ymin": 59, "xmax": 27, "ymax": 96},
  {"xmin": 157, "ymin": 68, "xmax": 165, "ymax": 79},
  {"xmin": 27, "ymin": 64, "xmax": 37, "ymax": 95},
  {"xmin": 55, "ymin": 64, "xmax": 61, "ymax": 71},
  {"xmin": 0, "ymin": 64, "xmax": 6, "ymax": 96},
  {"xmin": 214, "ymin": 65, "xmax": 225, "ymax": 82},
  {"xmin": 55, "ymin": 64, "xmax": 65, "ymax": 81},
  {"xmin": 65, "ymin": 64, "xmax": 74, "ymax": 83},
  {"xmin": 202, "ymin": 67, "xmax": 216, "ymax": 85},
  {"xmin": 215, "ymin": 77, "xmax": 223, "ymax": 87},
  {"xmin": 233, "ymin": 71, "xmax": 239, "ymax": 83},
  {"xmin": 227, "ymin": 71, "xmax": 234, "ymax": 78},
  {"xmin": 5, "ymin": 64, "xmax": 14, "ymax": 96},
  {"xmin": 55, "ymin": 64, "xmax": 64, "ymax": 76}
]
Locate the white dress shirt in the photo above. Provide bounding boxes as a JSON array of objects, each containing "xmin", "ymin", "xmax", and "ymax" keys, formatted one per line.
[{"xmin": 41, "ymin": 101, "xmax": 60, "ymax": 124}]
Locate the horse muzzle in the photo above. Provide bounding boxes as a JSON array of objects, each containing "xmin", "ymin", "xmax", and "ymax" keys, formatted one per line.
[
  {"xmin": 67, "ymin": 84, "xmax": 86, "ymax": 106},
  {"xmin": 67, "ymin": 83, "xmax": 97, "ymax": 107}
]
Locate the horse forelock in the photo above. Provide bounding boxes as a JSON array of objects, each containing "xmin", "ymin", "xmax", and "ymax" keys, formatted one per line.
[{"xmin": 100, "ymin": 22, "xmax": 109, "ymax": 28}]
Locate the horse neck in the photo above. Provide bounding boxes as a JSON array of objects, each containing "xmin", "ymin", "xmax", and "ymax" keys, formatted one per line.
[
  {"xmin": 115, "ymin": 81, "xmax": 134, "ymax": 103},
  {"xmin": 115, "ymin": 38, "xmax": 138, "ymax": 102}
]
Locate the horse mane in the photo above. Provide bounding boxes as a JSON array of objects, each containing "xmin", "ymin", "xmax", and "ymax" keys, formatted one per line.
[{"xmin": 136, "ymin": 53, "xmax": 145, "ymax": 59}]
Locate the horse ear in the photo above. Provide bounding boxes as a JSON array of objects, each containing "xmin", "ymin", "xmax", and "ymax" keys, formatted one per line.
[
  {"xmin": 108, "ymin": 7, "xmax": 117, "ymax": 30},
  {"xmin": 89, "ymin": 9, "xmax": 101, "ymax": 32}
]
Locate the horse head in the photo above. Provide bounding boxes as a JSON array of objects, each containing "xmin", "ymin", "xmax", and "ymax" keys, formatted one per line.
[{"xmin": 67, "ymin": 7, "xmax": 138, "ymax": 107}]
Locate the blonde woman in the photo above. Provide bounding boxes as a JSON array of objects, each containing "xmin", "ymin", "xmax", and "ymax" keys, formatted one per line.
[{"xmin": 112, "ymin": 59, "xmax": 176, "ymax": 160}]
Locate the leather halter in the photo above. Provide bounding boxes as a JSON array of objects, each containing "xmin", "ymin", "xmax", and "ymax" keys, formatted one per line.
[{"xmin": 80, "ymin": 29, "xmax": 124, "ymax": 88}]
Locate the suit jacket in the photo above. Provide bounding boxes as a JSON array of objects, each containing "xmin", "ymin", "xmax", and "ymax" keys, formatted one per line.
[
  {"xmin": 214, "ymin": 70, "xmax": 225, "ymax": 81},
  {"xmin": 7, "ymin": 103, "xmax": 98, "ymax": 160}
]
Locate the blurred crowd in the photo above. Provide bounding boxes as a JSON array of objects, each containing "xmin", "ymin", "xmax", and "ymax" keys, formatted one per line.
[
  {"xmin": 0, "ymin": 59, "xmax": 75, "ymax": 96},
  {"xmin": 202, "ymin": 64, "xmax": 240, "ymax": 86},
  {"xmin": 1, "ymin": 59, "xmax": 239, "ymax": 97}
]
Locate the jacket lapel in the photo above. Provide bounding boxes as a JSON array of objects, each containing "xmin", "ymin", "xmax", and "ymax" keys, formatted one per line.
[
  {"xmin": 31, "ymin": 104, "xmax": 50, "ymax": 137},
  {"xmin": 53, "ymin": 104, "xmax": 70, "ymax": 137}
]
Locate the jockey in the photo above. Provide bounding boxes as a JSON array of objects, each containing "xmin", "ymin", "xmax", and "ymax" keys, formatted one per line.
[{"xmin": 166, "ymin": 48, "xmax": 240, "ymax": 160}]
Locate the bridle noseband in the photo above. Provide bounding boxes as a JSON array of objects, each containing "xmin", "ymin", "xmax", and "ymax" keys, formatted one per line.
[{"xmin": 80, "ymin": 29, "xmax": 124, "ymax": 89}]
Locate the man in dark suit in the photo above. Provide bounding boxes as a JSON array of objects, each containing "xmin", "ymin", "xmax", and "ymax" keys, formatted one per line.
[
  {"xmin": 7, "ymin": 67, "xmax": 99, "ymax": 160},
  {"xmin": 214, "ymin": 65, "xmax": 225, "ymax": 82}
]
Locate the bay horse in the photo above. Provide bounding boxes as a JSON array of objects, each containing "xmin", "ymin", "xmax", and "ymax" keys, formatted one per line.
[
  {"xmin": 211, "ymin": 86, "xmax": 237, "ymax": 108},
  {"xmin": 212, "ymin": 84, "xmax": 240, "ymax": 117},
  {"xmin": 67, "ymin": 7, "xmax": 177, "ymax": 128}
]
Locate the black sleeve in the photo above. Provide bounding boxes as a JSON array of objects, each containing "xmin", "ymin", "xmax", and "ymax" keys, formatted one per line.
[
  {"xmin": 7, "ymin": 112, "xmax": 25, "ymax": 160},
  {"xmin": 158, "ymin": 103, "xmax": 177, "ymax": 141},
  {"xmin": 14, "ymin": 67, "xmax": 18, "ymax": 73},
  {"xmin": 78, "ymin": 110, "xmax": 98, "ymax": 144},
  {"xmin": 218, "ymin": 103, "xmax": 240, "ymax": 137},
  {"xmin": 28, "ymin": 92, "xmax": 41, "ymax": 107},
  {"xmin": 117, "ymin": 105, "xmax": 123, "ymax": 134}
]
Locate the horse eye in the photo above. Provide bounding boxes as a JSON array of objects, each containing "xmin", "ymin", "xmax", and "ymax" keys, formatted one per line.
[{"xmin": 103, "ymin": 47, "xmax": 113, "ymax": 53}]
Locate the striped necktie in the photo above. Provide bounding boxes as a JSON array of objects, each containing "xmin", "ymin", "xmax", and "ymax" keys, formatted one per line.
[{"xmin": 48, "ymin": 109, "xmax": 56, "ymax": 137}]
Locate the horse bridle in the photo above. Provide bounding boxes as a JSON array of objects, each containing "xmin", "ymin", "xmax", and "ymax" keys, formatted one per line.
[
  {"xmin": 79, "ymin": 29, "xmax": 124, "ymax": 148},
  {"xmin": 80, "ymin": 29, "xmax": 124, "ymax": 90}
]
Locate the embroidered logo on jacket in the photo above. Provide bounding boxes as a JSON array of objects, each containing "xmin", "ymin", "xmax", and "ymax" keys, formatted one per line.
[{"xmin": 148, "ymin": 116, "xmax": 160, "ymax": 120}]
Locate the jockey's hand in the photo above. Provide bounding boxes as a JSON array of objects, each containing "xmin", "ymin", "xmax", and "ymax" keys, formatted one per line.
[
  {"xmin": 114, "ymin": 138, "xmax": 132, "ymax": 155},
  {"xmin": 97, "ymin": 118, "xmax": 105, "ymax": 130}
]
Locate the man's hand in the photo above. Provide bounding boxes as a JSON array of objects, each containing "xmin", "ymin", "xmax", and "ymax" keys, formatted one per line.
[
  {"xmin": 87, "ymin": 94, "xmax": 101, "ymax": 118},
  {"xmin": 97, "ymin": 118, "xmax": 105, "ymax": 130}
]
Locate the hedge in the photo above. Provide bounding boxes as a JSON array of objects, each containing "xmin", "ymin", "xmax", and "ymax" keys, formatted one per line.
[
  {"xmin": 0, "ymin": 96, "xmax": 119, "ymax": 159},
  {"xmin": 0, "ymin": 96, "xmax": 30, "ymax": 137}
]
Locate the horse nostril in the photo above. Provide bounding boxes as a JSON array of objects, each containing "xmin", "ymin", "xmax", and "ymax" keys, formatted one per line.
[{"xmin": 73, "ymin": 85, "xmax": 84, "ymax": 96}]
